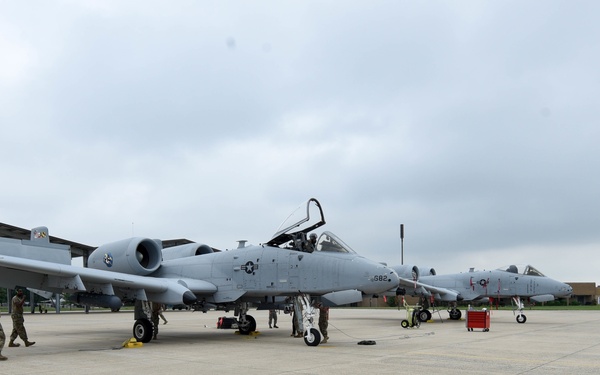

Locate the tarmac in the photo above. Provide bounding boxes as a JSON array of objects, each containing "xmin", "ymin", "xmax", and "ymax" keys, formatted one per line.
[{"xmin": 0, "ymin": 307, "xmax": 599, "ymax": 374}]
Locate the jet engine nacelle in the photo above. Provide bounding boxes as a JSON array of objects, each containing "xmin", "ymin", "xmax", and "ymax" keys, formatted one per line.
[
  {"xmin": 391, "ymin": 265, "xmax": 420, "ymax": 280},
  {"xmin": 162, "ymin": 243, "xmax": 214, "ymax": 261},
  {"xmin": 390, "ymin": 264, "xmax": 436, "ymax": 282},
  {"xmin": 88, "ymin": 237, "xmax": 162, "ymax": 276},
  {"xmin": 417, "ymin": 266, "xmax": 436, "ymax": 277}
]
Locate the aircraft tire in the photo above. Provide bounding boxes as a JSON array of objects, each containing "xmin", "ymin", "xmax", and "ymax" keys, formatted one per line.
[
  {"xmin": 133, "ymin": 318, "xmax": 153, "ymax": 343},
  {"xmin": 304, "ymin": 328, "xmax": 321, "ymax": 346},
  {"xmin": 418, "ymin": 309, "xmax": 432, "ymax": 322},
  {"xmin": 401, "ymin": 320, "xmax": 409, "ymax": 328},
  {"xmin": 238, "ymin": 315, "xmax": 257, "ymax": 335},
  {"xmin": 449, "ymin": 309, "xmax": 462, "ymax": 320},
  {"xmin": 516, "ymin": 314, "xmax": 527, "ymax": 324}
]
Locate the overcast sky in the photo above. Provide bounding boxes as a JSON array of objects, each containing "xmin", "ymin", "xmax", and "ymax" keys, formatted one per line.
[{"xmin": 1, "ymin": 1, "xmax": 598, "ymax": 283}]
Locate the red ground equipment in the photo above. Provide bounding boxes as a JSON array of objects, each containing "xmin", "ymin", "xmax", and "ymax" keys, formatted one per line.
[{"xmin": 466, "ymin": 309, "xmax": 490, "ymax": 332}]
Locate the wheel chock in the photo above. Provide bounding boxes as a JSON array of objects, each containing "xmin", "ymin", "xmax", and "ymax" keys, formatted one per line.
[
  {"xmin": 122, "ymin": 337, "xmax": 144, "ymax": 348},
  {"xmin": 234, "ymin": 331, "xmax": 261, "ymax": 336}
]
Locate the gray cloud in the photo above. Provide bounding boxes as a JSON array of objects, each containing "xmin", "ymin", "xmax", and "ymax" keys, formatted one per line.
[{"xmin": 1, "ymin": 1, "xmax": 598, "ymax": 282}]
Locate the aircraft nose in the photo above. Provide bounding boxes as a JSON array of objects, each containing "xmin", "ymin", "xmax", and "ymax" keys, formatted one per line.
[
  {"xmin": 565, "ymin": 285, "xmax": 574, "ymax": 297},
  {"xmin": 558, "ymin": 282, "xmax": 573, "ymax": 297},
  {"xmin": 368, "ymin": 265, "xmax": 399, "ymax": 294},
  {"xmin": 349, "ymin": 259, "xmax": 401, "ymax": 295}
]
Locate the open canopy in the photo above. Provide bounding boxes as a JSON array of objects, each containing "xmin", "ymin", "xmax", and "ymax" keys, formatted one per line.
[{"xmin": 266, "ymin": 198, "xmax": 326, "ymax": 247}]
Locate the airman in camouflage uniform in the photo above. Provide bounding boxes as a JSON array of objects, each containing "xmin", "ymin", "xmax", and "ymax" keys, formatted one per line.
[
  {"xmin": 151, "ymin": 302, "xmax": 161, "ymax": 340},
  {"xmin": 317, "ymin": 302, "xmax": 329, "ymax": 344},
  {"xmin": 0, "ymin": 316, "xmax": 7, "ymax": 360},
  {"xmin": 9, "ymin": 289, "xmax": 35, "ymax": 348}
]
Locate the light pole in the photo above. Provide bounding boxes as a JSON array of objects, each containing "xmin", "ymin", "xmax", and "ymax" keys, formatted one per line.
[{"xmin": 400, "ymin": 224, "xmax": 404, "ymax": 265}]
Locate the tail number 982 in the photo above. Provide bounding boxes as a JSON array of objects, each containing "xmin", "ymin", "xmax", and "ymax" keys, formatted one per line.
[{"xmin": 372, "ymin": 275, "xmax": 389, "ymax": 282}]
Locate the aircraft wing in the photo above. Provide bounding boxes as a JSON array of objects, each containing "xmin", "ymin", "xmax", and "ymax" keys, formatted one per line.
[
  {"xmin": 0, "ymin": 254, "xmax": 216, "ymax": 306},
  {"xmin": 398, "ymin": 277, "xmax": 462, "ymax": 302}
]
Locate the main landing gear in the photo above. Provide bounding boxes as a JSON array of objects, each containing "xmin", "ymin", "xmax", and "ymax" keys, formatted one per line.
[
  {"xmin": 133, "ymin": 301, "xmax": 155, "ymax": 343},
  {"xmin": 417, "ymin": 308, "xmax": 432, "ymax": 322},
  {"xmin": 235, "ymin": 302, "xmax": 257, "ymax": 334},
  {"xmin": 133, "ymin": 318, "xmax": 153, "ymax": 343},
  {"xmin": 448, "ymin": 305, "xmax": 462, "ymax": 320}
]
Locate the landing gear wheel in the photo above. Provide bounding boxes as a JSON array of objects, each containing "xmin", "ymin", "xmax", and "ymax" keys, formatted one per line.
[
  {"xmin": 304, "ymin": 328, "xmax": 321, "ymax": 346},
  {"xmin": 133, "ymin": 318, "xmax": 153, "ymax": 343},
  {"xmin": 401, "ymin": 320, "xmax": 409, "ymax": 328},
  {"xmin": 516, "ymin": 314, "xmax": 527, "ymax": 324},
  {"xmin": 418, "ymin": 309, "xmax": 432, "ymax": 322},
  {"xmin": 238, "ymin": 315, "xmax": 257, "ymax": 335},
  {"xmin": 449, "ymin": 309, "xmax": 462, "ymax": 320}
]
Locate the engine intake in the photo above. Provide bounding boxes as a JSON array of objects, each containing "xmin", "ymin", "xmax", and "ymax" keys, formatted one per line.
[
  {"xmin": 391, "ymin": 264, "xmax": 420, "ymax": 281},
  {"xmin": 88, "ymin": 237, "xmax": 162, "ymax": 275}
]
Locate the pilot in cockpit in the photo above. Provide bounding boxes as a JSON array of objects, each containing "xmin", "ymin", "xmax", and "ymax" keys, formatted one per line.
[{"xmin": 305, "ymin": 233, "xmax": 317, "ymax": 253}]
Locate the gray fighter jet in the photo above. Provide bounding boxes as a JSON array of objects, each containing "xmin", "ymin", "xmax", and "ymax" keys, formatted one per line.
[
  {"xmin": 390, "ymin": 264, "xmax": 572, "ymax": 323},
  {"xmin": 0, "ymin": 198, "xmax": 398, "ymax": 346}
]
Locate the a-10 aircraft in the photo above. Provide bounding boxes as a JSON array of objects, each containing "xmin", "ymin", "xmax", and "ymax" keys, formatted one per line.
[
  {"xmin": 0, "ymin": 198, "xmax": 399, "ymax": 346},
  {"xmin": 389, "ymin": 264, "xmax": 572, "ymax": 323}
]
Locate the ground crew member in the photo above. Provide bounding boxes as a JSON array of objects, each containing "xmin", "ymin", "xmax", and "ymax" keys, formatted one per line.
[
  {"xmin": 293, "ymin": 296, "xmax": 304, "ymax": 337},
  {"xmin": 317, "ymin": 302, "xmax": 329, "ymax": 343},
  {"xmin": 151, "ymin": 302, "xmax": 161, "ymax": 340},
  {"xmin": 0, "ymin": 314, "xmax": 7, "ymax": 360},
  {"xmin": 268, "ymin": 309, "xmax": 278, "ymax": 328},
  {"xmin": 158, "ymin": 304, "xmax": 168, "ymax": 325},
  {"xmin": 9, "ymin": 289, "xmax": 35, "ymax": 348}
]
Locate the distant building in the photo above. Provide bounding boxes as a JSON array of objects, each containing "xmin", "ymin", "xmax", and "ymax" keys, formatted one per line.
[{"xmin": 566, "ymin": 282, "xmax": 598, "ymax": 305}]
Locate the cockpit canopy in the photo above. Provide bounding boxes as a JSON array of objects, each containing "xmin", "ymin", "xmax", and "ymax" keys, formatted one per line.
[
  {"xmin": 264, "ymin": 199, "xmax": 356, "ymax": 254},
  {"xmin": 266, "ymin": 198, "xmax": 326, "ymax": 247},
  {"xmin": 499, "ymin": 264, "xmax": 545, "ymax": 277}
]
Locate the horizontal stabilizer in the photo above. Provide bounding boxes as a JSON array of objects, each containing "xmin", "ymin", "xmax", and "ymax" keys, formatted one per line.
[{"xmin": 321, "ymin": 289, "xmax": 363, "ymax": 306}]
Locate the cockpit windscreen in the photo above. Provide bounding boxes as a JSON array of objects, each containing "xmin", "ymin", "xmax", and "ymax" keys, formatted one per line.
[
  {"xmin": 315, "ymin": 231, "xmax": 356, "ymax": 254},
  {"xmin": 500, "ymin": 264, "xmax": 545, "ymax": 277}
]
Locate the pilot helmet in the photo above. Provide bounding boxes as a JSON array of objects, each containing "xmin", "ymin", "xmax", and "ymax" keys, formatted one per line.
[{"xmin": 309, "ymin": 233, "xmax": 317, "ymax": 240}]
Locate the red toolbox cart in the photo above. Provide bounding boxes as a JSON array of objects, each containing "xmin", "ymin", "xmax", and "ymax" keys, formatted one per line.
[{"xmin": 466, "ymin": 310, "xmax": 490, "ymax": 332}]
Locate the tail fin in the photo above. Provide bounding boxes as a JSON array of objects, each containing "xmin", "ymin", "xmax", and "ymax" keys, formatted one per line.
[{"xmin": 31, "ymin": 226, "xmax": 50, "ymax": 242}]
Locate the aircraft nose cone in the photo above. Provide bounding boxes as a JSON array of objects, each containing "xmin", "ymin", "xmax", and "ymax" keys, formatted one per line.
[
  {"xmin": 560, "ymin": 283, "xmax": 573, "ymax": 297},
  {"xmin": 371, "ymin": 266, "xmax": 399, "ymax": 294},
  {"xmin": 567, "ymin": 286, "xmax": 574, "ymax": 297}
]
